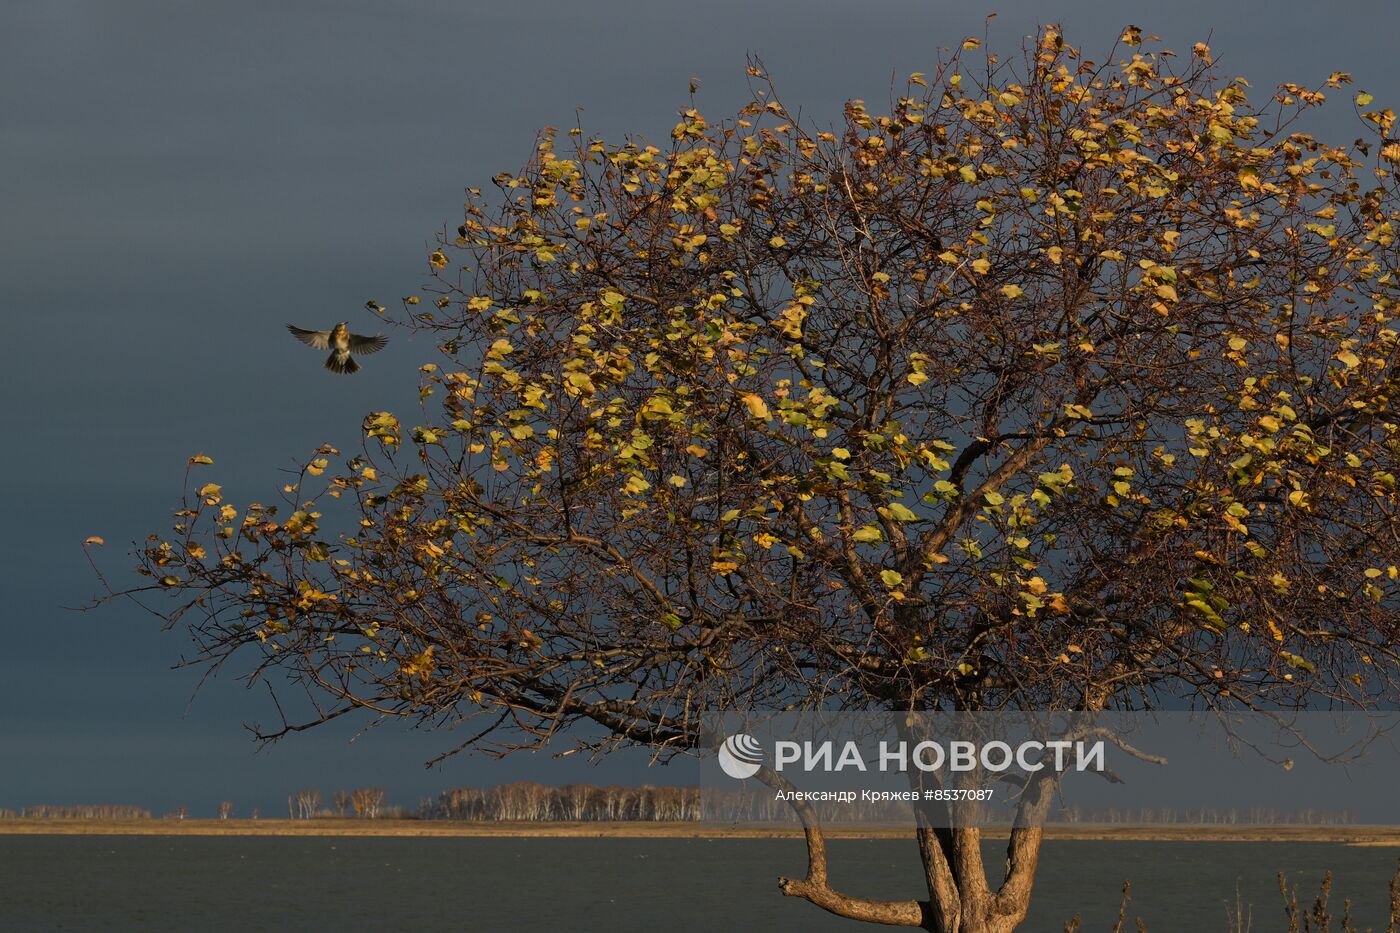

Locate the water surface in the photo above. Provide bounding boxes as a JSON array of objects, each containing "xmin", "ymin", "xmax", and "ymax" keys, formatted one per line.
[{"xmin": 1, "ymin": 837, "xmax": 1396, "ymax": 931}]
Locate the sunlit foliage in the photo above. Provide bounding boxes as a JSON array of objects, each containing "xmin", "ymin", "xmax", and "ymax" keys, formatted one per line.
[{"xmin": 123, "ymin": 25, "xmax": 1400, "ymax": 931}]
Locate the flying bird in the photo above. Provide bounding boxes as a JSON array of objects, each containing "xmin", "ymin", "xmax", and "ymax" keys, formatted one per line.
[{"xmin": 286, "ymin": 322, "xmax": 388, "ymax": 374}]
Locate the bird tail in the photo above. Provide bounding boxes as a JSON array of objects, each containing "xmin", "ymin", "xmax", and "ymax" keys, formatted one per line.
[{"xmin": 325, "ymin": 351, "xmax": 359, "ymax": 375}]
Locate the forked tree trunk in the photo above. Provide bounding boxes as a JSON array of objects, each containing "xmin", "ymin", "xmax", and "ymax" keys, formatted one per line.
[
  {"xmin": 765, "ymin": 723, "xmax": 1165, "ymax": 930},
  {"xmin": 776, "ymin": 816, "xmax": 1046, "ymax": 931},
  {"xmin": 763, "ymin": 761, "xmax": 1055, "ymax": 932}
]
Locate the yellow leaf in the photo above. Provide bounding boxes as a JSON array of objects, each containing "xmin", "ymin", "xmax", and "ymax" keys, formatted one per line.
[
  {"xmin": 741, "ymin": 394, "xmax": 771, "ymax": 420},
  {"xmin": 188, "ymin": 454, "xmax": 214, "ymax": 466},
  {"xmin": 971, "ymin": 258, "xmax": 991, "ymax": 274},
  {"xmin": 1000, "ymin": 284, "xmax": 1024, "ymax": 299},
  {"xmin": 84, "ymin": 535, "xmax": 105, "ymax": 546}
]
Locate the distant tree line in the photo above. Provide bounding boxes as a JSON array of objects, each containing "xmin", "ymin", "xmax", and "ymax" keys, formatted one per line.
[
  {"xmin": 286, "ymin": 787, "xmax": 390, "ymax": 819},
  {"xmin": 422, "ymin": 782, "xmax": 703, "ymax": 822},
  {"xmin": 0, "ymin": 805, "xmax": 152, "ymax": 819},
  {"xmin": 1056, "ymin": 806, "xmax": 1358, "ymax": 826}
]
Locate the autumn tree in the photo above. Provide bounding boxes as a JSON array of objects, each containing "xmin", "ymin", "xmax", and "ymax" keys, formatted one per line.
[
  {"xmin": 124, "ymin": 25, "xmax": 1400, "ymax": 933},
  {"xmin": 350, "ymin": 787, "xmax": 386, "ymax": 819}
]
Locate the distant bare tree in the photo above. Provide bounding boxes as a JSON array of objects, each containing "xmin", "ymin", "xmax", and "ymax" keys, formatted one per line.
[
  {"xmin": 294, "ymin": 788, "xmax": 322, "ymax": 819},
  {"xmin": 218, "ymin": 800, "xmax": 233, "ymax": 821},
  {"xmin": 558, "ymin": 784, "xmax": 595, "ymax": 821},
  {"xmin": 333, "ymin": 790, "xmax": 351, "ymax": 818}
]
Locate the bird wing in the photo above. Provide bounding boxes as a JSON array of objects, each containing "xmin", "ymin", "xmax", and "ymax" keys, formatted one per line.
[
  {"xmin": 349, "ymin": 333, "xmax": 389, "ymax": 355},
  {"xmin": 287, "ymin": 324, "xmax": 332, "ymax": 349}
]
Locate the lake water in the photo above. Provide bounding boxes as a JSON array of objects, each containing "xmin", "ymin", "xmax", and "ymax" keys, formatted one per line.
[{"xmin": 1, "ymin": 837, "xmax": 1396, "ymax": 931}]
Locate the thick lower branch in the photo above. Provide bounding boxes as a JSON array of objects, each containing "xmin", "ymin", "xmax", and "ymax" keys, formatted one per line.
[
  {"xmin": 760, "ymin": 766, "xmax": 929, "ymax": 927},
  {"xmin": 778, "ymin": 872, "xmax": 927, "ymax": 927}
]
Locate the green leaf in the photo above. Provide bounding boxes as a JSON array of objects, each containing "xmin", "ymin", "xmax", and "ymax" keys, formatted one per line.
[
  {"xmin": 1281, "ymin": 651, "xmax": 1316, "ymax": 673},
  {"xmin": 884, "ymin": 502, "xmax": 919, "ymax": 522}
]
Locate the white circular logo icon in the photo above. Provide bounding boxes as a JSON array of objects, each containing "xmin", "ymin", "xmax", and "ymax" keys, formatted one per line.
[{"xmin": 718, "ymin": 733, "xmax": 764, "ymax": 780}]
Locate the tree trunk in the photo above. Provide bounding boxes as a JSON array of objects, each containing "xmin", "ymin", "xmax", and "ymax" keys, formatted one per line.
[
  {"xmin": 763, "ymin": 766, "xmax": 1049, "ymax": 932},
  {"xmin": 775, "ymin": 818, "xmax": 1045, "ymax": 931}
]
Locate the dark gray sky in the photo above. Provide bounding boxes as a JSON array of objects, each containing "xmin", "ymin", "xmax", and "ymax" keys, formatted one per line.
[{"xmin": 4, "ymin": 0, "xmax": 1398, "ymax": 817}]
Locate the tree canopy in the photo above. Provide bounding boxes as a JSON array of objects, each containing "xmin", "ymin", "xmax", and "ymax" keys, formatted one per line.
[{"xmin": 125, "ymin": 26, "xmax": 1400, "ymax": 931}]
